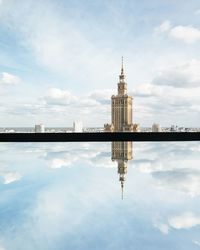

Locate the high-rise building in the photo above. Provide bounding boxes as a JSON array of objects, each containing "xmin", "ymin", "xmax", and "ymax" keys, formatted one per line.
[
  {"xmin": 104, "ymin": 57, "xmax": 139, "ymax": 132},
  {"xmin": 73, "ymin": 120, "xmax": 83, "ymax": 132},
  {"xmin": 35, "ymin": 124, "xmax": 45, "ymax": 133},
  {"xmin": 152, "ymin": 123, "xmax": 161, "ymax": 132},
  {"xmin": 112, "ymin": 141, "xmax": 133, "ymax": 199}
]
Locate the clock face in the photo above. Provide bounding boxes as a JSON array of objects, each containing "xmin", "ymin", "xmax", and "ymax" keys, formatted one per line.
[{"xmin": 119, "ymin": 86, "xmax": 123, "ymax": 90}]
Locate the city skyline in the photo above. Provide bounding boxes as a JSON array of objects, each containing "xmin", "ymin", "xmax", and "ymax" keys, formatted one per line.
[{"xmin": 0, "ymin": 0, "xmax": 200, "ymax": 127}]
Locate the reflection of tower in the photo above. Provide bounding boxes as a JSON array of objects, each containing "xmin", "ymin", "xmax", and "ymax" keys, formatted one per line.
[
  {"xmin": 104, "ymin": 57, "xmax": 139, "ymax": 132},
  {"xmin": 112, "ymin": 141, "xmax": 133, "ymax": 199}
]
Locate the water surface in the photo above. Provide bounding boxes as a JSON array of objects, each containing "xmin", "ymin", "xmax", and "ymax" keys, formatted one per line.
[{"xmin": 0, "ymin": 142, "xmax": 200, "ymax": 250}]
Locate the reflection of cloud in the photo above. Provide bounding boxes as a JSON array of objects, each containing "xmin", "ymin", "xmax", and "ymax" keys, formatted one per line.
[
  {"xmin": 153, "ymin": 169, "xmax": 200, "ymax": 197},
  {"xmin": 168, "ymin": 212, "xmax": 200, "ymax": 229},
  {"xmin": 155, "ymin": 212, "xmax": 200, "ymax": 235},
  {"xmin": 47, "ymin": 151, "xmax": 79, "ymax": 169},
  {"xmin": 153, "ymin": 221, "xmax": 169, "ymax": 235},
  {"xmin": 89, "ymin": 152, "xmax": 116, "ymax": 168},
  {"xmin": 46, "ymin": 150, "xmax": 114, "ymax": 169},
  {"xmin": 136, "ymin": 142, "xmax": 200, "ymax": 197},
  {"xmin": 1, "ymin": 141, "xmax": 200, "ymax": 248},
  {"xmin": 44, "ymin": 143, "xmax": 111, "ymax": 169},
  {"xmin": 49, "ymin": 158, "xmax": 72, "ymax": 169},
  {"xmin": 3, "ymin": 172, "xmax": 21, "ymax": 184},
  {"xmin": 193, "ymin": 240, "xmax": 200, "ymax": 247},
  {"xmin": 0, "ymin": 72, "xmax": 21, "ymax": 85},
  {"xmin": 0, "ymin": 165, "xmax": 21, "ymax": 184}
]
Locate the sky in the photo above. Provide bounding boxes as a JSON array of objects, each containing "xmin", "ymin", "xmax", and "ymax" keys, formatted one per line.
[{"xmin": 0, "ymin": 0, "xmax": 200, "ymax": 127}]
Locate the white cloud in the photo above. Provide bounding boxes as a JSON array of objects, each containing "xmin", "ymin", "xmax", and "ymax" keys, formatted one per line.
[
  {"xmin": 0, "ymin": 2, "xmax": 200, "ymax": 127},
  {"xmin": 155, "ymin": 21, "xmax": 200, "ymax": 44},
  {"xmin": 0, "ymin": 72, "xmax": 21, "ymax": 85},
  {"xmin": 170, "ymin": 25, "xmax": 200, "ymax": 44},
  {"xmin": 0, "ymin": 0, "xmax": 120, "ymax": 91},
  {"xmin": 168, "ymin": 212, "xmax": 200, "ymax": 229},
  {"xmin": 130, "ymin": 83, "xmax": 162, "ymax": 97},
  {"xmin": 88, "ymin": 89, "xmax": 113, "ymax": 104},
  {"xmin": 152, "ymin": 60, "xmax": 200, "ymax": 88},
  {"xmin": 155, "ymin": 20, "xmax": 171, "ymax": 33},
  {"xmin": 44, "ymin": 88, "xmax": 78, "ymax": 106}
]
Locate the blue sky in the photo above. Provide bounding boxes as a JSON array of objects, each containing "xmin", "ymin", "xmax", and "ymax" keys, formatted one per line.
[{"xmin": 0, "ymin": 0, "xmax": 200, "ymax": 126}]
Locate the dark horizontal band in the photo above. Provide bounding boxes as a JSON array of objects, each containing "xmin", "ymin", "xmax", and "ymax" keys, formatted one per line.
[{"xmin": 0, "ymin": 132, "xmax": 200, "ymax": 142}]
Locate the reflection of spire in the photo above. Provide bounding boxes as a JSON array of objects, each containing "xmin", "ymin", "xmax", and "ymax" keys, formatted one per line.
[
  {"xmin": 112, "ymin": 141, "xmax": 133, "ymax": 200},
  {"xmin": 121, "ymin": 180, "xmax": 124, "ymax": 200}
]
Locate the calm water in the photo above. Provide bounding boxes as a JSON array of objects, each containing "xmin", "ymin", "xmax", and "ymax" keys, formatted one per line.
[{"xmin": 0, "ymin": 142, "xmax": 200, "ymax": 250}]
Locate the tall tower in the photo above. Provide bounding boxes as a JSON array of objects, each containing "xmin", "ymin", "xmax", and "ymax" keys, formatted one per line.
[{"xmin": 104, "ymin": 57, "xmax": 135, "ymax": 132}]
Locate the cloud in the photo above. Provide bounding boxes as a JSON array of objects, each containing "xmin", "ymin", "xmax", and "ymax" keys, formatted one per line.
[
  {"xmin": 0, "ymin": 0, "xmax": 120, "ymax": 91},
  {"xmin": 88, "ymin": 89, "xmax": 113, "ymax": 105},
  {"xmin": 130, "ymin": 83, "xmax": 162, "ymax": 97},
  {"xmin": 0, "ymin": 72, "xmax": 21, "ymax": 85},
  {"xmin": 152, "ymin": 60, "xmax": 200, "ymax": 88},
  {"xmin": 154, "ymin": 20, "xmax": 171, "ymax": 33},
  {"xmin": 155, "ymin": 21, "xmax": 200, "ymax": 44},
  {"xmin": 0, "ymin": 86, "xmax": 111, "ymax": 126},
  {"xmin": 44, "ymin": 88, "xmax": 78, "ymax": 106},
  {"xmin": 170, "ymin": 26, "xmax": 200, "ymax": 44}
]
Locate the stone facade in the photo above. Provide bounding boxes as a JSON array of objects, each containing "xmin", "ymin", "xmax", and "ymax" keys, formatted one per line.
[{"xmin": 104, "ymin": 59, "xmax": 139, "ymax": 132}]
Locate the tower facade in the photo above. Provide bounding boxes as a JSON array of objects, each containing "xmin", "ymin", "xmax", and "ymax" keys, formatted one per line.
[{"xmin": 104, "ymin": 58, "xmax": 139, "ymax": 132}]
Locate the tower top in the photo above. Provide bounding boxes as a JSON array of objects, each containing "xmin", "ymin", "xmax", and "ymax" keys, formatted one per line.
[
  {"xmin": 119, "ymin": 56, "xmax": 125, "ymax": 82},
  {"xmin": 121, "ymin": 56, "xmax": 124, "ymax": 75}
]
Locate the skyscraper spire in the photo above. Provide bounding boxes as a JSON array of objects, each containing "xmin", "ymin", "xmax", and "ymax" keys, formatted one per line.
[
  {"xmin": 119, "ymin": 56, "xmax": 125, "ymax": 82},
  {"xmin": 121, "ymin": 56, "xmax": 124, "ymax": 75}
]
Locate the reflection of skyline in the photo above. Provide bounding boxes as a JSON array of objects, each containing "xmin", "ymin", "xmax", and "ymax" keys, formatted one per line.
[
  {"xmin": 112, "ymin": 141, "xmax": 133, "ymax": 199},
  {"xmin": 1, "ymin": 142, "xmax": 200, "ymax": 249}
]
